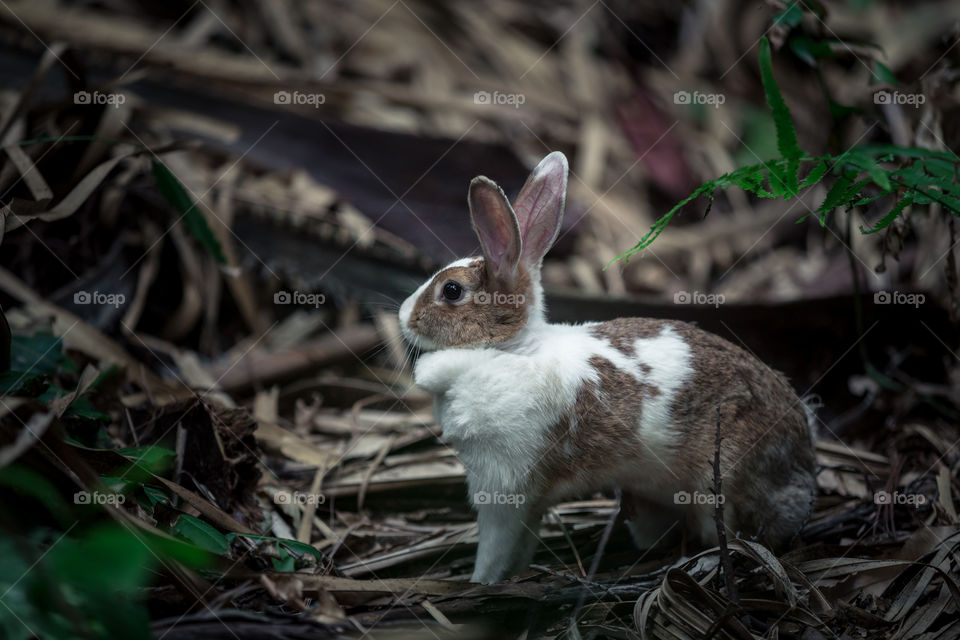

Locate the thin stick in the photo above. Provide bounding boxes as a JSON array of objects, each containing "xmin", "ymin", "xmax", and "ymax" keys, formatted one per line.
[
  {"xmin": 549, "ymin": 507, "xmax": 587, "ymax": 577},
  {"xmin": 569, "ymin": 488, "xmax": 621, "ymax": 628},
  {"xmin": 714, "ymin": 406, "xmax": 739, "ymax": 604}
]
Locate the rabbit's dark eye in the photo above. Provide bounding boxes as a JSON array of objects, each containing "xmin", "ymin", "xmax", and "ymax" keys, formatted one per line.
[{"xmin": 442, "ymin": 281, "xmax": 464, "ymax": 301}]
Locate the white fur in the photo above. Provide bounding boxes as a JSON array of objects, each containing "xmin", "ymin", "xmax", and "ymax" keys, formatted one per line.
[
  {"xmin": 398, "ymin": 278, "xmax": 432, "ymax": 349},
  {"xmin": 443, "ymin": 257, "xmax": 482, "ymax": 270},
  {"xmin": 631, "ymin": 327, "xmax": 693, "ymax": 459},
  {"xmin": 408, "ymin": 314, "xmax": 696, "ymax": 582},
  {"xmin": 415, "ymin": 347, "xmax": 565, "ymax": 495}
]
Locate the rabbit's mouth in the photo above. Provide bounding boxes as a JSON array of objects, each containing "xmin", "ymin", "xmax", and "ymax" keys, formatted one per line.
[
  {"xmin": 399, "ymin": 284, "xmax": 439, "ymax": 351},
  {"xmin": 400, "ymin": 322, "xmax": 438, "ymax": 352}
]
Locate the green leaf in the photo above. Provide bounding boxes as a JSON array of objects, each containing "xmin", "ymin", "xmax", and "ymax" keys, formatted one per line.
[
  {"xmin": 225, "ymin": 533, "xmax": 322, "ymax": 560},
  {"xmin": 765, "ymin": 158, "xmax": 803, "ymax": 198},
  {"xmin": 860, "ymin": 195, "xmax": 913, "ymax": 234},
  {"xmin": 916, "ymin": 190, "xmax": 960, "ymax": 213},
  {"xmin": 116, "ymin": 445, "xmax": 176, "ymax": 475},
  {"xmin": 608, "ymin": 38, "xmax": 960, "ymax": 259},
  {"xmin": 152, "ymin": 161, "xmax": 226, "ymax": 264},
  {"xmin": 759, "ymin": 37, "xmax": 803, "ymax": 197},
  {"xmin": 851, "ymin": 192, "xmax": 892, "ymax": 207},
  {"xmin": 789, "ymin": 36, "xmax": 836, "ymax": 67},
  {"xmin": 272, "ymin": 552, "xmax": 296, "ymax": 572},
  {"xmin": 49, "ymin": 524, "xmax": 153, "ymax": 591},
  {"xmin": 816, "ymin": 171, "xmax": 856, "ymax": 224},
  {"xmin": 873, "ymin": 61, "xmax": 897, "ymax": 85},
  {"xmin": 611, "ymin": 182, "xmax": 715, "ymax": 263},
  {"xmin": 828, "ymin": 100, "xmax": 863, "ymax": 120},
  {"xmin": 9, "ymin": 332, "xmax": 67, "ymax": 376},
  {"xmin": 0, "ymin": 465, "xmax": 72, "ymax": 524},
  {"xmin": 278, "ymin": 539, "xmax": 322, "ymax": 559},
  {"xmin": 0, "ymin": 370, "xmax": 46, "ymax": 395},
  {"xmin": 800, "ymin": 159, "xmax": 830, "ymax": 188},
  {"xmin": 150, "ymin": 534, "xmax": 218, "ymax": 569},
  {"xmin": 774, "ymin": 1, "xmax": 805, "ymax": 28},
  {"xmin": 736, "ymin": 173, "xmax": 775, "ymax": 197},
  {"xmin": 142, "ymin": 486, "xmax": 171, "ymax": 507},
  {"xmin": 172, "ymin": 514, "xmax": 229, "ymax": 555},
  {"xmin": 848, "ymin": 151, "xmax": 892, "ymax": 191},
  {"xmin": 64, "ymin": 396, "xmax": 110, "ymax": 422},
  {"xmin": 857, "ymin": 144, "xmax": 955, "ymax": 161},
  {"xmin": 759, "ymin": 38, "xmax": 804, "ymax": 163},
  {"xmin": 924, "ymin": 157, "xmax": 957, "ymax": 181},
  {"xmin": 0, "ymin": 522, "xmax": 210, "ymax": 640}
]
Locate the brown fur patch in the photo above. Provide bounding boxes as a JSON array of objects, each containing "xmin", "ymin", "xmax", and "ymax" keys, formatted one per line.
[
  {"xmin": 662, "ymin": 321, "xmax": 815, "ymax": 546},
  {"xmin": 527, "ymin": 355, "xmax": 661, "ymax": 503},
  {"xmin": 663, "ymin": 322, "xmax": 812, "ymax": 469},
  {"xmin": 531, "ymin": 318, "xmax": 816, "ymax": 548},
  {"xmin": 590, "ymin": 318, "xmax": 666, "ymax": 356},
  {"xmin": 589, "ymin": 318, "xmax": 812, "ymax": 482},
  {"xmin": 407, "ymin": 257, "xmax": 532, "ymax": 348}
]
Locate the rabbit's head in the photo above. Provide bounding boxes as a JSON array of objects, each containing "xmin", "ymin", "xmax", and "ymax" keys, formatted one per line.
[{"xmin": 399, "ymin": 152, "xmax": 568, "ymax": 350}]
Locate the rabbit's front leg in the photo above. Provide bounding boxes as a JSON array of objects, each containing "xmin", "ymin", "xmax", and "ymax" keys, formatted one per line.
[{"xmin": 472, "ymin": 502, "xmax": 538, "ymax": 583}]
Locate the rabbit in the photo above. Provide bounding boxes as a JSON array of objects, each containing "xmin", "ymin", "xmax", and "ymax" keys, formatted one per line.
[{"xmin": 398, "ymin": 151, "xmax": 817, "ymax": 584}]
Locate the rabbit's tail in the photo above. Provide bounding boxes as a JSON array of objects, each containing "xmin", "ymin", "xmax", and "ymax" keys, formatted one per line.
[{"xmin": 800, "ymin": 394, "xmax": 823, "ymax": 439}]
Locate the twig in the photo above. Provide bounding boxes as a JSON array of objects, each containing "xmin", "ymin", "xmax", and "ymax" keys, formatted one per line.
[
  {"xmin": 569, "ymin": 487, "xmax": 621, "ymax": 629},
  {"xmin": 714, "ymin": 406, "xmax": 739, "ymax": 604},
  {"xmin": 529, "ymin": 564, "xmax": 624, "ymax": 599},
  {"xmin": 549, "ymin": 507, "xmax": 587, "ymax": 577}
]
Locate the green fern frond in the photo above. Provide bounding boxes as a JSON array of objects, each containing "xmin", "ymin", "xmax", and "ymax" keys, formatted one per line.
[
  {"xmin": 860, "ymin": 195, "xmax": 913, "ymax": 234},
  {"xmin": 608, "ymin": 34, "xmax": 960, "ymax": 268}
]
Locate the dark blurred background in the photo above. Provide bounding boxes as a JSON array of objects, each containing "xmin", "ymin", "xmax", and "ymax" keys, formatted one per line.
[
  {"xmin": 1, "ymin": 1, "xmax": 959, "ymax": 637},
  {"xmin": 2, "ymin": 0, "xmax": 958, "ymax": 433}
]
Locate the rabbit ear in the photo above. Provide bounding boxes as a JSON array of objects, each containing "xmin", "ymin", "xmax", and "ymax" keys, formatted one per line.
[
  {"xmin": 469, "ymin": 176, "xmax": 522, "ymax": 283},
  {"xmin": 513, "ymin": 151, "xmax": 568, "ymax": 267}
]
